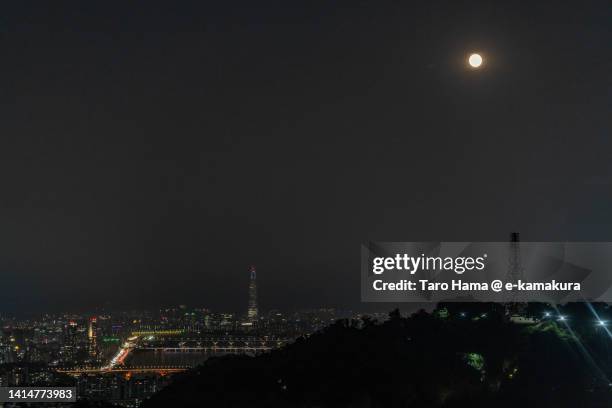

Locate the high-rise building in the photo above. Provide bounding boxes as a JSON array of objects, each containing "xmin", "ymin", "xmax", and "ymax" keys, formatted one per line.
[
  {"xmin": 247, "ymin": 266, "xmax": 258, "ymax": 322},
  {"xmin": 88, "ymin": 317, "xmax": 98, "ymax": 358}
]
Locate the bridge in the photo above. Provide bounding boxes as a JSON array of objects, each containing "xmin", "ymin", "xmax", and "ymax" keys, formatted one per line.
[
  {"xmin": 131, "ymin": 329, "xmax": 184, "ymax": 336},
  {"xmin": 60, "ymin": 334, "xmax": 293, "ymax": 377},
  {"xmin": 56, "ymin": 366, "xmax": 189, "ymax": 376},
  {"xmin": 138, "ymin": 346, "xmax": 272, "ymax": 353},
  {"xmin": 138, "ymin": 336, "xmax": 290, "ymax": 353}
]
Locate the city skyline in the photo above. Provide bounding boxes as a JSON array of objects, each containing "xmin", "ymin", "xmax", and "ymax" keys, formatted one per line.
[
  {"xmin": 0, "ymin": 292, "xmax": 369, "ymax": 405},
  {"xmin": 0, "ymin": 265, "xmax": 365, "ymax": 318}
]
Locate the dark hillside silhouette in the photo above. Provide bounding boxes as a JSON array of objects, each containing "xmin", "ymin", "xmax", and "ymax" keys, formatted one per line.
[{"xmin": 144, "ymin": 304, "xmax": 612, "ymax": 408}]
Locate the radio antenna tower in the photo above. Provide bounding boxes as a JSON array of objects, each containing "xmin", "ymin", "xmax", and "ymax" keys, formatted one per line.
[{"xmin": 505, "ymin": 232, "xmax": 526, "ymax": 316}]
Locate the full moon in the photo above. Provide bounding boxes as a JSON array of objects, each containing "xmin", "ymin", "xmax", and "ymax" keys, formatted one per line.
[{"xmin": 468, "ymin": 53, "xmax": 483, "ymax": 68}]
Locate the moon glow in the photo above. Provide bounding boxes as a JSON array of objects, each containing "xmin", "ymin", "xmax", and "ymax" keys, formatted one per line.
[{"xmin": 468, "ymin": 53, "xmax": 483, "ymax": 68}]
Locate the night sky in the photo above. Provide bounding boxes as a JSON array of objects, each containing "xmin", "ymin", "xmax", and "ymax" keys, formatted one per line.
[{"xmin": 1, "ymin": 1, "xmax": 611, "ymax": 314}]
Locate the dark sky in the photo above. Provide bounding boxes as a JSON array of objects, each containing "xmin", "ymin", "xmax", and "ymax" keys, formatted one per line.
[{"xmin": 1, "ymin": 1, "xmax": 611, "ymax": 315}]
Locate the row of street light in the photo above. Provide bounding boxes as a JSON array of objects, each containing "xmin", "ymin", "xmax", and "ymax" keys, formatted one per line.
[{"xmin": 543, "ymin": 311, "xmax": 608, "ymax": 327}]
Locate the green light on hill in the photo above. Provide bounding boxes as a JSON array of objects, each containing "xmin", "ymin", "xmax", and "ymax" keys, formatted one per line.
[{"xmin": 464, "ymin": 352, "xmax": 485, "ymax": 371}]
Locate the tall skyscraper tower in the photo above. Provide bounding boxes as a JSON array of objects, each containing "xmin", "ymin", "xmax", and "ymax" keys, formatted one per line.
[
  {"xmin": 88, "ymin": 317, "xmax": 98, "ymax": 358},
  {"xmin": 247, "ymin": 265, "xmax": 258, "ymax": 322}
]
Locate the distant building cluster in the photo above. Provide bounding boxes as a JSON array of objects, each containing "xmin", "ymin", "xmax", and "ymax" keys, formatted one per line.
[{"xmin": 0, "ymin": 267, "xmax": 376, "ymax": 407}]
